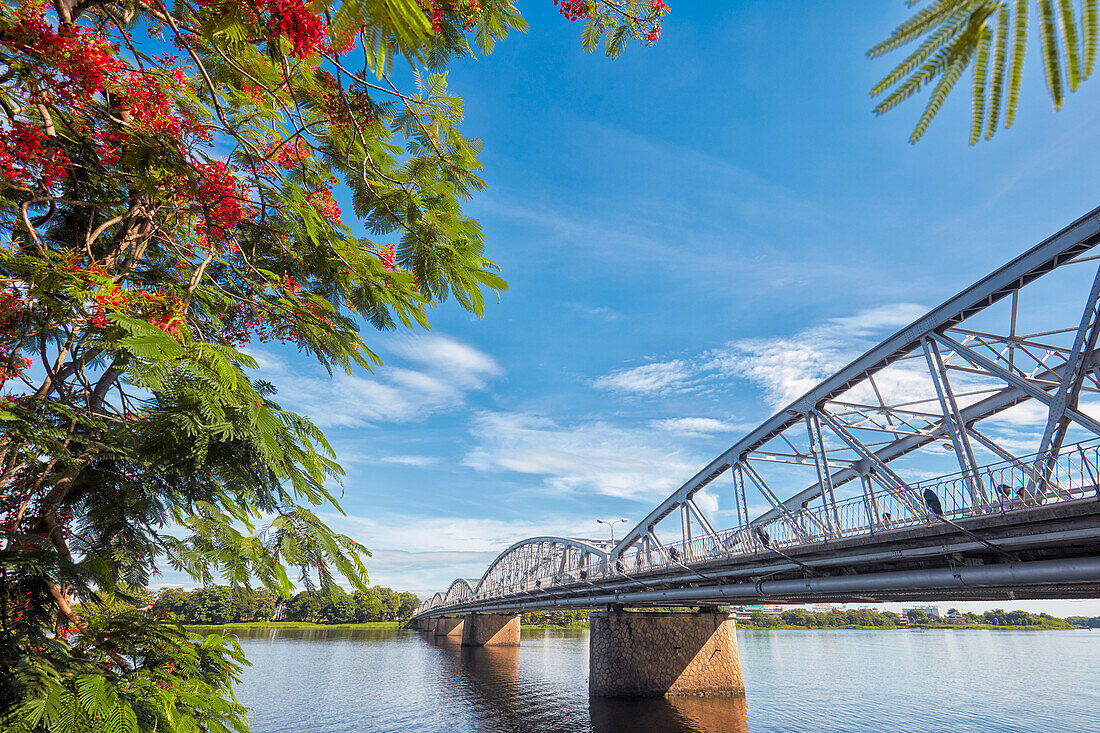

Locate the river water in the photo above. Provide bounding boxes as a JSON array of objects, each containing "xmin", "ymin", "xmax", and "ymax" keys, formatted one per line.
[{"xmin": 224, "ymin": 627, "xmax": 1099, "ymax": 732}]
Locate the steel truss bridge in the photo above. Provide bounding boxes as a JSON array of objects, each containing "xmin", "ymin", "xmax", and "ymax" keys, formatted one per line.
[{"xmin": 414, "ymin": 208, "xmax": 1100, "ymax": 619}]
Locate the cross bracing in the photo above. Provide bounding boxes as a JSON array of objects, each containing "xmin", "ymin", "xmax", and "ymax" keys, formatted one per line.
[{"xmin": 415, "ymin": 208, "xmax": 1100, "ymax": 617}]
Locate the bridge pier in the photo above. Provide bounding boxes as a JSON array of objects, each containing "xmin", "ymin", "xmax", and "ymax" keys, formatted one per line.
[
  {"xmin": 434, "ymin": 616, "xmax": 464, "ymax": 638},
  {"xmin": 588, "ymin": 609, "xmax": 744, "ymax": 697},
  {"xmin": 461, "ymin": 612, "xmax": 520, "ymax": 646}
]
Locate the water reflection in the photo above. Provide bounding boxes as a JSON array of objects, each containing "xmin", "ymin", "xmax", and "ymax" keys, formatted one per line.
[
  {"xmin": 590, "ymin": 695, "xmax": 748, "ymax": 733},
  {"xmin": 423, "ymin": 631, "xmax": 746, "ymax": 733}
]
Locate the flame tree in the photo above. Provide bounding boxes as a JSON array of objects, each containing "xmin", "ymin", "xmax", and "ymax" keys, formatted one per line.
[{"xmin": 0, "ymin": 0, "xmax": 666, "ymax": 729}]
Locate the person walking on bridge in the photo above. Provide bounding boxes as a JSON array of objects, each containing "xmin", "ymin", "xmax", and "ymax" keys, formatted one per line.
[{"xmin": 923, "ymin": 488, "xmax": 944, "ymax": 517}]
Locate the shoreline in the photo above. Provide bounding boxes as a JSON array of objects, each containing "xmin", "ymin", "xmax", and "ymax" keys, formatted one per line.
[
  {"xmin": 185, "ymin": 621, "xmax": 403, "ymax": 631},
  {"xmin": 184, "ymin": 620, "xmax": 1084, "ymax": 633}
]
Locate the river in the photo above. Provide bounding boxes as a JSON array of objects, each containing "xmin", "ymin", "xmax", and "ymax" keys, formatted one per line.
[{"xmin": 223, "ymin": 627, "xmax": 1099, "ymax": 732}]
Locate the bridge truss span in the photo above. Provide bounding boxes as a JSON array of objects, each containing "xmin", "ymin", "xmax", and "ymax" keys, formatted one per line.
[{"xmin": 415, "ymin": 208, "xmax": 1100, "ymax": 618}]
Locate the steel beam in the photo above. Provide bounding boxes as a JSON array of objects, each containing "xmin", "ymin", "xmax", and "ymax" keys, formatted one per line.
[{"xmin": 610, "ymin": 208, "xmax": 1100, "ymax": 556}]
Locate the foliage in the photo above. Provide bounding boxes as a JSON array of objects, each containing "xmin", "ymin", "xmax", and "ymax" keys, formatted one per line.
[
  {"xmin": 151, "ymin": 585, "xmax": 420, "ymax": 624},
  {"xmin": 520, "ymin": 609, "xmax": 590, "ymax": 626},
  {"xmin": 742, "ymin": 607, "xmax": 1073, "ymax": 629},
  {"xmin": 870, "ymin": 1, "xmax": 1099, "ymax": 143},
  {"xmin": 0, "ymin": 0, "xmax": 667, "ymax": 730}
]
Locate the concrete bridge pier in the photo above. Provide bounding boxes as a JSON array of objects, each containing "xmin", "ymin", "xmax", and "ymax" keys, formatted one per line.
[
  {"xmin": 460, "ymin": 612, "xmax": 520, "ymax": 646},
  {"xmin": 588, "ymin": 609, "xmax": 744, "ymax": 697},
  {"xmin": 434, "ymin": 616, "xmax": 465, "ymax": 638}
]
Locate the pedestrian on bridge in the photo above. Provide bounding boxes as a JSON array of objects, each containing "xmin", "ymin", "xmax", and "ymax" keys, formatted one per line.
[{"xmin": 923, "ymin": 488, "xmax": 944, "ymax": 517}]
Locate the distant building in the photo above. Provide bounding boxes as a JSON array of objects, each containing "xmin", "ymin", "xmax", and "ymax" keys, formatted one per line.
[
  {"xmin": 903, "ymin": 604, "xmax": 941, "ymax": 618},
  {"xmin": 945, "ymin": 609, "xmax": 966, "ymax": 624},
  {"xmin": 733, "ymin": 604, "xmax": 784, "ymax": 622}
]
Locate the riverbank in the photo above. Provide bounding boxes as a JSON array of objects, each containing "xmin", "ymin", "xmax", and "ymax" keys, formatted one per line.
[
  {"xmin": 736, "ymin": 622, "xmax": 1075, "ymax": 631},
  {"xmin": 185, "ymin": 621, "xmax": 403, "ymax": 632}
]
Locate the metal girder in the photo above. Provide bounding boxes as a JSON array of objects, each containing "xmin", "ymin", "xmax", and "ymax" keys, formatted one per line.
[
  {"xmin": 750, "ymin": 355, "xmax": 1092, "ymax": 527},
  {"xmin": 923, "ymin": 337, "xmax": 987, "ymax": 506},
  {"xmin": 806, "ymin": 410, "xmax": 841, "ymax": 534},
  {"xmin": 814, "ymin": 407, "xmax": 925, "ymax": 516},
  {"xmin": 610, "ymin": 208, "xmax": 1100, "ymax": 556},
  {"xmin": 931, "ymin": 331, "xmax": 1100, "ymax": 436},
  {"xmin": 1032, "ymin": 264, "xmax": 1100, "ymax": 492},
  {"xmin": 474, "ymin": 537, "xmax": 609, "ymax": 595},
  {"xmin": 739, "ymin": 459, "xmax": 812, "ymax": 541}
]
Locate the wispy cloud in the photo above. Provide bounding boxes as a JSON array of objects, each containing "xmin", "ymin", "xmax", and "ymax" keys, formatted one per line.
[
  {"xmin": 379, "ymin": 455, "xmax": 441, "ymax": 467},
  {"xmin": 248, "ymin": 335, "xmax": 500, "ymax": 429},
  {"xmin": 591, "ymin": 302, "xmax": 928, "ymax": 409},
  {"xmin": 463, "ymin": 411, "xmax": 704, "ymax": 501},
  {"xmin": 648, "ymin": 417, "xmax": 745, "ymax": 436},
  {"xmin": 591, "ymin": 359, "xmax": 696, "ymax": 396}
]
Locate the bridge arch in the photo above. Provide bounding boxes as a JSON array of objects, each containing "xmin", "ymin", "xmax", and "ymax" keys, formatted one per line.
[
  {"xmin": 474, "ymin": 536, "xmax": 609, "ymax": 597},
  {"xmin": 443, "ymin": 578, "xmax": 478, "ymax": 604}
]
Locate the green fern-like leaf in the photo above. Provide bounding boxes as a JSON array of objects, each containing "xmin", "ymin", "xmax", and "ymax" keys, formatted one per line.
[
  {"xmin": 971, "ymin": 26, "xmax": 993, "ymax": 143},
  {"xmin": 868, "ymin": 0, "xmax": 970, "ymax": 58},
  {"xmin": 1039, "ymin": 0, "xmax": 1066, "ymax": 107},
  {"xmin": 910, "ymin": 16, "xmax": 985, "ymax": 142},
  {"xmin": 1005, "ymin": 0, "xmax": 1029, "ymax": 127},
  {"xmin": 986, "ymin": 4, "xmax": 1010, "ymax": 138},
  {"xmin": 1057, "ymin": 0, "xmax": 1082, "ymax": 89},
  {"xmin": 871, "ymin": 6, "xmax": 970, "ymax": 97},
  {"xmin": 1084, "ymin": 0, "xmax": 1098, "ymax": 76}
]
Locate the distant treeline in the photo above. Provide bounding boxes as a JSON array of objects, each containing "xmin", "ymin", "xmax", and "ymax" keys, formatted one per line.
[
  {"xmin": 748, "ymin": 609, "xmax": 902, "ymax": 628},
  {"xmin": 521, "ymin": 610, "xmax": 590, "ymax": 626},
  {"xmin": 1065, "ymin": 615, "xmax": 1100, "ymax": 628},
  {"xmin": 952, "ymin": 609, "xmax": 1071, "ymax": 628},
  {"xmin": 746, "ymin": 607, "xmax": 1073, "ymax": 629},
  {"xmin": 154, "ymin": 585, "xmax": 420, "ymax": 625}
]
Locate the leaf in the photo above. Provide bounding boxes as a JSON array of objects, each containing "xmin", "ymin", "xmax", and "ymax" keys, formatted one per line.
[
  {"xmin": 986, "ymin": 4, "xmax": 1009, "ymax": 138},
  {"xmin": 1039, "ymin": 0, "xmax": 1065, "ymax": 109},
  {"xmin": 971, "ymin": 25, "xmax": 993, "ymax": 144},
  {"xmin": 1006, "ymin": 0, "xmax": 1029, "ymax": 127},
  {"xmin": 1057, "ymin": 0, "xmax": 1082, "ymax": 90}
]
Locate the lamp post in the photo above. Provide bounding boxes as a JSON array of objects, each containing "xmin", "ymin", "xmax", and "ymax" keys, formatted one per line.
[{"xmin": 596, "ymin": 518, "xmax": 628, "ymax": 545}]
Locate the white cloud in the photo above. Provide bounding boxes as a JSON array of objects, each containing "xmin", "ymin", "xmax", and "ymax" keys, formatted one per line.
[
  {"xmin": 387, "ymin": 334, "xmax": 502, "ymax": 388},
  {"xmin": 590, "ymin": 303, "xmax": 927, "ymax": 408},
  {"xmin": 379, "ymin": 454, "xmax": 441, "ymax": 467},
  {"xmin": 706, "ymin": 303, "xmax": 928, "ymax": 409},
  {"xmin": 980, "ymin": 401, "xmax": 1051, "ymax": 428},
  {"xmin": 648, "ymin": 417, "xmax": 744, "ymax": 436},
  {"xmin": 694, "ymin": 489, "xmax": 719, "ymax": 516},
  {"xmin": 591, "ymin": 359, "xmax": 695, "ymax": 396},
  {"xmin": 247, "ymin": 335, "xmax": 500, "ymax": 429},
  {"xmin": 463, "ymin": 411, "xmax": 704, "ymax": 501}
]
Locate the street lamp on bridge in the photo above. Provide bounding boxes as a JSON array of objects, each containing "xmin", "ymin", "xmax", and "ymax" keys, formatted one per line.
[{"xmin": 596, "ymin": 518, "xmax": 628, "ymax": 545}]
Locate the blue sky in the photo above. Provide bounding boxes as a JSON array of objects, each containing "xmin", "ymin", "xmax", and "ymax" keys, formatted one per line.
[{"xmin": 233, "ymin": 2, "xmax": 1100, "ymax": 614}]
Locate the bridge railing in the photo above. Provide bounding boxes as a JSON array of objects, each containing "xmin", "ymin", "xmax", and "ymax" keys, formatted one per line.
[{"xmin": 416, "ymin": 440, "xmax": 1100, "ymax": 614}]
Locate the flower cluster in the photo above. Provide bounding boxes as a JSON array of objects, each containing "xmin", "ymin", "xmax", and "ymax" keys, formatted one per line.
[
  {"xmin": 269, "ymin": 0, "xmax": 325, "ymax": 59},
  {"xmin": 141, "ymin": 290, "xmax": 186, "ymax": 337},
  {"xmin": 0, "ymin": 122, "xmax": 69, "ymax": 188},
  {"xmin": 193, "ymin": 161, "xmax": 250, "ymax": 248},
  {"xmin": 0, "ymin": 355, "xmax": 31, "ymax": 390},
  {"xmin": 309, "ymin": 181, "xmax": 342, "ymax": 224},
  {"xmin": 265, "ymin": 135, "xmax": 310, "ymax": 170},
  {"xmin": 0, "ymin": 6, "xmax": 124, "ymax": 104},
  {"xmin": 117, "ymin": 71, "xmax": 209, "ymax": 141},
  {"xmin": 317, "ymin": 73, "xmax": 378, "ymax": 131},
  {"xmin": 379, "ymin": 243, "xmax": 396, "ymax": 270},
  {"xmin": 555, "ymin": 0, "xmax": 592, "ymax": 22},
  {"xmin": 645, "ymin": 0, "xmax": 666, "ymax": 43}
]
